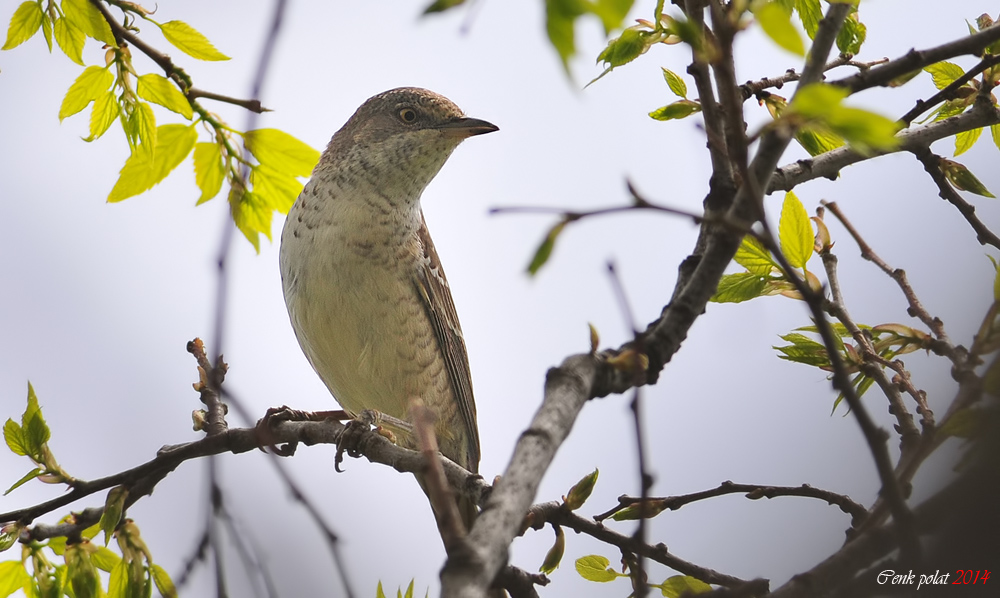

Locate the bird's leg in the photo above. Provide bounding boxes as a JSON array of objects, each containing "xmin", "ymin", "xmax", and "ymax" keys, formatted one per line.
[
  {"xmin": 255, "ymin": 406, "xmax": 348, "ymax": 456},
  {"xmin": 335, "ymin": 409, "xmax": 415, "ymax": 472}
]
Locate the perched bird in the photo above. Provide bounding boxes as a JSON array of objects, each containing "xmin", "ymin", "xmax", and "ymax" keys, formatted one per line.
[{"xmin": 279, "ymin": 87, "xmax": 497, "ymax": 533}]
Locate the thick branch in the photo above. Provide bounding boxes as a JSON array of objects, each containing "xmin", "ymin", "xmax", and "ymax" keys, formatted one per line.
[
  {"xmin": 768, "ymin": 100, "xmax": 1000, "ymax": 193},
  {"xmin": 831, "ymin": 23, "xmax": 1000, "ymax": 94}
]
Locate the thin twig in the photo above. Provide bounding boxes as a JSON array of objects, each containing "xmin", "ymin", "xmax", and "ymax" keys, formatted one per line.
[
  {"xmin": 411, "ymin": 398, "xmax": 466, "ymax": 550},
  {"xmin": 606, "ymin": 261, "xmax": 651, "ymax": 597},
  {"xmin": 525, "ymin": 501, "xmax": 757, "ymax": 588},
  {"xmin": 740, "ymin": 55, "xmax": 889, "ymax": 101},
  {"xmin": 911, "ymin": 145, "xmax": 1000, "ymax": 251},
  {"xmin": 593, "ymin": 481, "xmax": 869, "ymax": 530},
  {"xmin": 819, "ymin": 249, "xmax": 923, "ymax": 454},
  {"xmin": 899, "ymin": 54, "xmax": 1000, "ymax": 124},
  {"xmin": 88, "ymin": 0, "xmax": 268, "ymax": 113}
]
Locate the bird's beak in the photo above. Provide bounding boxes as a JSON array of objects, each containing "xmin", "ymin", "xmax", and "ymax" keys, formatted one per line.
[{"xmin": 436, "ymin": 117, "xmax": 499, "ymax": 138}]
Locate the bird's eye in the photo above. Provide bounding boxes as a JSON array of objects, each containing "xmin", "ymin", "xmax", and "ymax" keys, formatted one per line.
[{"xmin": 398, "ymin": 108, "xmax": 417, "ymax": 124}]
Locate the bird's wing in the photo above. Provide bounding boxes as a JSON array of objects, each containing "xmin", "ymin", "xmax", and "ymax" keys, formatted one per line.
[{"xmin": 413, "ymin": 210, "xmax": 481, "ymax": 472}]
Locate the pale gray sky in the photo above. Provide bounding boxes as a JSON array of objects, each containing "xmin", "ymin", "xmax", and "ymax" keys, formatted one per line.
[{"xmin": 1, "ymin": 1, "xmax": 998, "ymax": 596}]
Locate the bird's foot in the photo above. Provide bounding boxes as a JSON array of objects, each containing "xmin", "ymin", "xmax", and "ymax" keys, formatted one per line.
[{"xmin": 256, "ymin": 406, "xmax": 347, "ymax": 456}]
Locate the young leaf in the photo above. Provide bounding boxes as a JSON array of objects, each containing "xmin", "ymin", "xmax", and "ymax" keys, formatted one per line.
[
  {"xmin": 992, "ymin": 123, "xmax": 1000, "ymax": 152},
  {"xmin": 954, "ymin": 126, "xmax": 982, "ymax": 156},
  {"xmin": 940, "ymin": 158, "xmax": 996, "ymax": 198},
  {"xmin": 662, "ymin": 67, "xmax": 687, "ymax": 98},
  {"xmin": 754, "ymin": 1, "xmax": 804, "ymax": 56},
  {"xmin": 4, "ymin": 467, "xmax": 42, "ymax": 495},
  {"xmin": 527, "ymin": 219, "xmax": 567, "ymax": 276},
  {"xmin": 160, "ymin": 20, "xmax": 230, "ymax": 61},
  {"xmin": 151, "ymin": 564, "xmax": 177, "ymax": 598},
  {"xmin": 711, "ymin": 272, "xmax": 768, "ymax": 303},
  {"xmin": 835, "ymin": 11, "xmax": 866, "ymax": 55},
  {"xmin": 132, "ymin": 101, "xmax": 157, "ymax": 161},
  {"xmin": 230, "ymin": 189, "xmax": 274, "ymax": 252},
  {"xmin": 100, "ymin": 486, "xmax": 128, "ymax": 546},
  {"xmin": 85, "ymin": 90, "xmax": 120, "ymax": 142},
  {"xmin": 61, "ymin": 0, "xmax": 115, "ymax": 46},
  {"xmin": 563, "ymin": 468, "xmax": 599, "ymax": 510},
  {"xmin": 596, "ymin": 27, "xmax": 648, "ymax": 72},
  {"xmin": 779, "ymin": 191, "xmax": 813, "ymax": 269},
  {"xmin": 58, "ymin": 66, "xmax": 114, "ymax": 121},
  {"xmin": 424, "ymin": 0, "xmax": 466, "ymax": 14},
  {"xmin": 2, "ymin": 1, "xmax": 44, "ymax": 50},
  {"xmin": 734, "ymin": 234, "xmax": 777, "ymax": 275},
  {"xmin": 108, "ymin": 124, "xmax": 198, "ymax": 202},
  {"xmin": 54, "ymin": 17, "xmax": 85, "ymax": 65},
  {"xmin": 136, "ymin": 73, "xmax": 193, "ymax": 119},
  {"xmin": 649, "ymin": 99, "xmax": 701, "ymax": 121},
  {"xmin": 658, "ymin": 575, "xmax": 712, "ymax": 597},
  {"xmin": 575, "ymin": 555, "xmax": 620, "ymax": 582},
  {"xmin": 40, "ymin": 10, "xmax": 52, "ymax": 51},
  {"xmin": 539, "ymin": 526, "xmax": 565, "ymax": 574},
  {"xmin": 793, "ymin": 0, "xmax": 821, "ymax": 39},
  {"xmin": 0, "ymin": 560, "xmax": 30, "ymax": 591},
  {"xmin": 106, "ymin": 560, "xmax": 128, "ymax": 598},
  {"xmin": 545, "ymin": 0, "xmax": 585, "ymax": 73},
  {"xmin": 923, "ymin": 61, "xmax": 965, "ymax": 90},
  {"xmin": 65, "ymin": 543, "xmax": 100, "ymax": 598},
  {"xmin": 3, "ymin": 418, "xmax": 28, "ymax": 457},
  {"xmin": 243, "ymin": 128, "xmax": 320, "ymax": 177},
  {"xmin": 193, "ymin": 142, "xmax": 226, "ymax": 204},
  {"xmin": 250, "ymin": 163, "xmax": 303, "ymax": 214}
]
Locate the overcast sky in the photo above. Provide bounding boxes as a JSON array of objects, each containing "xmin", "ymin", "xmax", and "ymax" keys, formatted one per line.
[{"xmin": 2, "ymin": 1, "xmax": 999, "ymax": 596}]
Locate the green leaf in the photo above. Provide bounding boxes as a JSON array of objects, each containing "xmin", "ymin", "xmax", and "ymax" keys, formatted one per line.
[
  {"xmin": 539, "ymin": 526, "xmax": 565, "ymax": 574},
  {"xmin": 85, "ymin": 90, "xmax": 120, "ymax": 142},
  {"xmin": 22, "ymin": 382, "xmax": 50, "ymax": 455},
  {"xmin": 954, "ymin": 126, "xmax": 982, "ymax": 156},
  {"xmin": 755, "ymin": 1, "xmax": 804, "ymax": 56},
  {"xmin": 403, "ymin": 579, "xmax": 414, "ymax": 598},
  {"xmin": 710, "ymin": 272, "xmax": 768, "ymax": 303},
  {"xmin": 54, "ymin": 16, "xmax": 85, "ymax": 65},
  {"xmin": 108, "ymin": 123, "xmax": 198, "ymax": 202},
  {"xmin": 4, "ymin": 467, "xmax": 41, "ymax": 495},
  {"xmin": 423, "ymin": 0, "xmax": 466, "ymax": 13},
  {"xmin": 243, "ymin": 128, "xmax": 319, "ymax": 178},
  {"xmin": 649, "ymin": 99, "xmax": 701, "ymax": 121},
  {"xmin": 250, "ymin": 163, "xmax": 303, "ymax": 214},
  {"xmin": 65, "ymin": 543, "xmax": 100, "ymax": 598},
  {"xmin": 779, "ymin": 191, "xmax": 813, "ymax": 269},
  {"xmin": 658, "ymin": 575, "xmax": 712, "ymax": 597},
  {"xmin": 377, "ymin": 581, "xmax": 387, "ymax": 598},
  {"xmin": 575, "ymin": 555, "xmax": 619, "ymax": 582},
  {"xmin": 835, "ymin": 12, "xmax": 865, "ymax": 55},
  {"xmin": 151, "ymin": 564, "xmax": 177, "ymax": 598},
  {"xmin": 193, "ymin": 142, "xmax": 226, "ymax": 205},
  {"xmin": 58, "ymin": 65, "xmax": 114, "ymax": 121},
  {"xmin": 61, "ymin": 0, "xmax": 115, "ymax": 46},
  {"xmin": 923, "ymin": 61, "xmax": 965, "ymax": 90},
  {"xmin": 662, "ymin": 68, "xmax": 687, "ymax": 98},
  {"xmin": 106, "ymin": 560, "xmax": 127, "ymax": 598},
  {"xmin": 132, "ymin": 101, "xmax": 157, "ymax": 161},
  {"xmin": 793, "ymin": 0, "xmax": 821, "ymax": 39},
  {"xmin": 591, "ymin": 0, "xmax": 633, "ymax": 33},
  {"xmin": 795, "ymin": 125, "xmax": 843, "ymax": 157},
  {"xmin": 992, "ymin": 123, "xmax": 1000, "ymax": 152},
  {"xmin": 734, "ymin": 235, "xmax": 777, "ymax": 275},
  {"xmin": 40, "ymin": 10, "xmax": 52, "ymax": 51},
  {"xmin": 159, "ymin": 20, "xmax": 229, "ymax": 61},
  {"xmin": 89, "ymin": 546, "xmax": 120, "ymax": 572},
  {"xmin": 230, "ymin": 188, "xmax": 273, "ymax": 253},
  {"xmin": 527, "ymin": 219, "xmax": 567, "ymax": 275},
  {"xmin": 596, "ymin": 27, "xmax": 648, "ymax": 70},
  {"xmin": 2, "ymin": 1, "xmax": 44, "ymax": 50},
  {"xmin": 545, "ymin": 0, "xmax": 586, "ymax": 72},
  {"xmin": 99, "ymin": 486, "xmax": 128, "ymax": 546},
  {"xmin": 136, "ymin": 73, "xmax": 193, "ymax": 119},
  {"xmin": 940, "ymin": 158, "xmax": 996, "ymax": 198},
  {"xmin": 563, "ymin": 468, "xmax": 599, "ymax": 510},
  {"xmin": 611, "ymin": 499, "xmax": 666, "ymax": 520},
  {"xmin": 3, "ymin": 419, "xmax": 26, "ymax": 456},
  {"xmin": 0, "ymin": 560, "xmax": 31, "ymax": 595},
  {"xmin": 790, "ymin": 84, "xmax": 899, "ymax": 152}
]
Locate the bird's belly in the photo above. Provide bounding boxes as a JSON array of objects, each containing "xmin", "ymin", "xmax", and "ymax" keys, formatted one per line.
[{"xmin": 284, "ymin": 250, "xmax": 453, "ymax": 440}]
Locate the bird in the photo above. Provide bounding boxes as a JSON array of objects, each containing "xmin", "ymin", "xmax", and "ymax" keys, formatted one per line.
[{"xmin": 278, "ymin": 87, "xmax": 497, "ymax": 536}]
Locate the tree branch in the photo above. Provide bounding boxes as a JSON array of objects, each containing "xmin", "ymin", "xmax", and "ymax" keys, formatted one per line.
[
  {"xmin": 768, "ymin": 100, "xmax": 1000, "ymax": 193},
  {"xmin": 592, "ymin": 481, "xmax": 869, "ymax": 530},
  {"xmin": 88, "ymin": 0, "xmax": 269, "ymax": 113}
]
